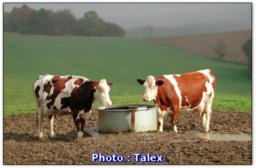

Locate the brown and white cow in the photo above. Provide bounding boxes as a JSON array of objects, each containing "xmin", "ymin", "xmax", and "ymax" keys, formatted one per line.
[
  {"xmin": 33, "ymin": 75, "xmax": 112, "ymax": 139},
  {"xmin": 137, "ymin": 69, "xmax": 216, "ymax": 133}
]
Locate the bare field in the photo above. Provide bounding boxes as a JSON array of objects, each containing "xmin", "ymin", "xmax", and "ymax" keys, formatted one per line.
[
  {"xmin": 147, "ymin": 30, "xmax": 251, "ymax": 65},
  {"xmin": 4, "ymin": 111, "xmax": 252, "ymax": 165}
]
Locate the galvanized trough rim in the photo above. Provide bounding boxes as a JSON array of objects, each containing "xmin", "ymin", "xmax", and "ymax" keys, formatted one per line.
[{"xmin": 98, "ymin": 104, "xmax": 156, "ymax": 112}]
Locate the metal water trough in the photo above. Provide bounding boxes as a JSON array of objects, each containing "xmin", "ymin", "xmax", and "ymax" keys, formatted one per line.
[{"xmin": 98, "ymin": 104, "xmax": 157, "ymax": 133}]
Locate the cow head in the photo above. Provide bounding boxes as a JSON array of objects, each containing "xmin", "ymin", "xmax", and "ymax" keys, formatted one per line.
[
  {"xmin": 93, "ymin": 79, "xmax": 113, "ymax": 107},
  {"xmin": 137, "ymin": 76, "xmax": 164, "ymax": 102}
]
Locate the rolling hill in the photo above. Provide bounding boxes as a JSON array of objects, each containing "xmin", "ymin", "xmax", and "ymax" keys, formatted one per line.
[{"xmin": 147, "ymin": 30, "xmax": 251, "ymax": 65}]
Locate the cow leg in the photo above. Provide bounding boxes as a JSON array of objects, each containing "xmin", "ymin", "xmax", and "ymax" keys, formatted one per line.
[
  {"xmin": 157, "ymin": 110, "xmax": 164, "ymax": 132},
  {"xmin": 172, "ymin": 106, "xmax": 180, "ymax": 133},
  {"xmin": 78, "ymin": 111, "xmax": 86, "ymax": 138},
  {"xmin": 76, "ymin": 119, "xmax": 84, "ymax": 139},
  {"xmin": 204, "ymin": 97, "xmax": 213, "ymax": 132},
  {"xmin": 80, "ymin": 117, "xmax": 85, "ymax": 136},
  {"xmin": 202, "ymin": 113, "xmax": 207, "ymax": 131},
  {"xmin": 48, "ymin": 115, "xmax": 55, "ymax": 138},
  {"xmin": 37, "ymin": 106, "xmax": 43, "ymax": 139},
  {"xmin": 72, "ymin": 110, "xmax": 84, "ymax": 139}
]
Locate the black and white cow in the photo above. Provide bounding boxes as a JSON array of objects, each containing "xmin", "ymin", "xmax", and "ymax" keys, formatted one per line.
[{"xmin": 33, "ymin": 75, "xmax": 112, "ymax": 139}]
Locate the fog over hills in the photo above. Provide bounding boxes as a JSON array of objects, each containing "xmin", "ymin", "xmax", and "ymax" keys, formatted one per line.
[
  {"xmin": 126, "ymin": 22, "xmax": 251, "ymax": 37},
  {"xmin": 4, "ymin": 3, "xmax": 251, "ymax": 37}
]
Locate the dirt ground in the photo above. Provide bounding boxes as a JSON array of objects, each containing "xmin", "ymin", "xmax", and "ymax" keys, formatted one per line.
[
  {"xmin": 147, "ymin": 30, "xmax": 251, "ymax": 65},
  {"xmin": 4, "ymin": 110, "xmax": 252, "ymax": 165}
]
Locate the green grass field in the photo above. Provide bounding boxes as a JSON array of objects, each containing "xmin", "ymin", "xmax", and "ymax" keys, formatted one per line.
[{"xmin": 4, "ymin": 33, "xmax": 252, "ymax": 115}]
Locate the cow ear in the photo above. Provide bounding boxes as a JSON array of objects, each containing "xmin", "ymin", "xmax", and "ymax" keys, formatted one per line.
[
  {"xmin": 137, "ymin": 79, "xmax": 145, "ymax": 85},
  {"xmin": 156, "ymin": 80, "xmax": 164, "ymax": 86},
  {"xmin": 92, "ymin": 81, "xmax": 99, "ymax": 89},
  {"xmin": 107, "ymin": 82, "xmax": 113, "ymax": 87}
]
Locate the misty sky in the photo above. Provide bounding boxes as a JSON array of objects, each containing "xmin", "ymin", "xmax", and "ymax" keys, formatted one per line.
[{"xmin": 4, "ymin": 3, "xmax": 251, "ymax": 30}]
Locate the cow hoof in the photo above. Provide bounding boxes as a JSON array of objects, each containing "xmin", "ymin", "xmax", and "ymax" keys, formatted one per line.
[
  {"xmin": 77, "ymin": 131, "xmax": 84, "ymax": 139},
  {"xmin": 50, "ymin": 134, "xmax": 56, "ymax": 139},
  {"xmin": 158, "ymin": 129, "xmax": 163, "ymax": 133},
  {"xmin": 173, "ymin": 125, "xmax": 178, "ymax": 133},
  {"xmin": 204, "ymin": 129, "xmax": 209, "ymax": 133},
  {"xmin": 204, "ymin": 126, "xmax": 209, "ymax": 133},
  {"xmin": 38, "ymin": 132, "xmax": 44, "ymax": 139},
  {"xmin": 38, "ymin": 136, "xmax": 43, "ymax": 140}
]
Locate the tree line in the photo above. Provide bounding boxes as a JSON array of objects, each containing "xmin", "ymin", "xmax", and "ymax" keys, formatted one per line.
[
  {"xmin": 242, "ymin": 39, "xmax": 252, "ymax": 77},
  {"xmin": 4, "ymin": 5, "xmax": 125, "ymax": 37}
]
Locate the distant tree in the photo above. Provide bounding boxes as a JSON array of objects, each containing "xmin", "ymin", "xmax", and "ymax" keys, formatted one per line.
[
  {"xmin": 103, "ymin": 22, "xmax": 125, "ymax": 37},
  {"xmin": 26, "ymin": 8, "xmax": 55, "ymax": 35},
  {"xmin": 242, "ymin": 39, "xmax": 252, "ymax": 77},
  {"xmin": 214, "ymin": 41, "xmax": 226, "ymax": 60},
  {"xmin": 4, "ymin": 12, "xmax": 11, "ymax": 31},
  {"xmin": 75, "ymin": 18, "xmax": 86, "ymax": 35},
  {"xmin": 8, "ymin": 5, "xmax": 34, "ymax": 32},
  {"xmin": 53, "ymin": 9, "xmax": 76, "ymax": 35},
  {"xmin": 80, "ymin": 11, "xmax": 106, "ymax": 36}
]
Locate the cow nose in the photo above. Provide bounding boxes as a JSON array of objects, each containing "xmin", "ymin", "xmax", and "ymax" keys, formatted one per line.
[
  {"xmin": 106, "ymin": 101, "xmax": 112, "ymax": 107},
  {"xmin": 143, "ymin": 96, "xmax": 148, "ymax": 102}
]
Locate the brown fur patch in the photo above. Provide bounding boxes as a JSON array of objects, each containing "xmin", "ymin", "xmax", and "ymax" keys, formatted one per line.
[
  {"xmin": 43, "ymin": 82, "xmax": 52, "ymax": 94},
  {"xmin": 35, "ymin": 86, "xmax": 40, "ymax": 98},
  {"xmin": 74, "ymin": 78, "xmax": 84, "ymax": 85},
  {"xmin": 46, "ymin": 76, "xmax": 72, "ymax": 108},
  {"xmin": 156, "ymin": 77, "xmax": 175, "ymax": 111},
  {"xmin": 173, "ymin": 72, "xmax": 207, "ymax": 108}
]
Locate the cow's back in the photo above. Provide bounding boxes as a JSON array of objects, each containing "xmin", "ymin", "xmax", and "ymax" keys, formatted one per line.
[{"xmin": 163, "ymin": 69, "xmax": 216, "ymax": 108}]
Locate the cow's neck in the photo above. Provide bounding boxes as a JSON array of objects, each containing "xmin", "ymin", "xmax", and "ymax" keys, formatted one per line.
[
  {"xmin": 77, "ymin": 81, "xmax": 95, "ymax": 111},
  {"xmin": 156, "ymin": 95, "xmax": 171, "ymax": 111}
]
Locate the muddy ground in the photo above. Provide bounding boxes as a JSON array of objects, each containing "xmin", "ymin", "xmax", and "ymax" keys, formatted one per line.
[{"xmin": 4, "ymin": 110, "xmax": 252, "ymax": 165}]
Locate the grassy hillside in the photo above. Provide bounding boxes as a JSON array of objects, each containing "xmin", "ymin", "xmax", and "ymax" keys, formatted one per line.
[
  {"xmin": 148, "ymin": 30, "xmax": 251, "ymax": 65},
  {"xmin": 4, "ymin": 33, "xmax": 251, "ymax": 115}
]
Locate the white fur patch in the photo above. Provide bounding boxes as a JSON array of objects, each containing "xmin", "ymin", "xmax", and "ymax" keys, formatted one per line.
[
  {"xmin": 191, "ymin": 69, "xmax": 215, "ymax": 115},
  {"xmin": 94, "ymin": 79, "xmax": 112, "ymax": 106},
  {"xmin": 77, "ymin": 131, "xmax": 84, "ymax": 139},
  {"xmin": 157, "ymin": 107, "xmax": 164, "ymax": 132},
  {"xmin": 185, "ymin": 96, "xmax": 191, "ymax": 107},
  {"xmin": 198, "ymin": 69, "xmax": 214, "ymax": 84},
  {"xmin": 142, "ymin": 75, "xmax": 158, "ymax": 101},
  {"xmin": 198, "ymin": 69, "xmax": 215, "ymax": 98},
  {"xmin": 144, "ymin": 76, "xmax": 156, "ymax": 88},
  {"xmin": 163, "ymin": 75, "xmax": 182, "ymax": 108}
]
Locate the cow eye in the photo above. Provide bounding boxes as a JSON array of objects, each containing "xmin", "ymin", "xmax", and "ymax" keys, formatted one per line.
[{"xmin": 98, "ymin": 88, "xmax": 104, "ymax": 93}]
